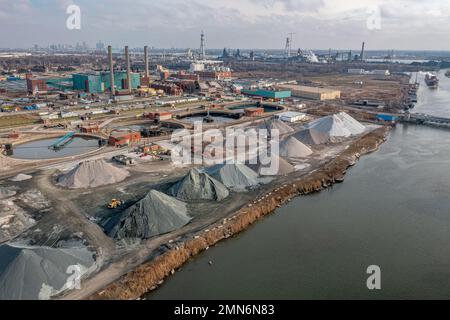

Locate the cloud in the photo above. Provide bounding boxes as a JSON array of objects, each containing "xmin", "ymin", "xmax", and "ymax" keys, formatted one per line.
[{"xmin": 0, "ymin": 0, "xmax": 449, "ymax": 50}]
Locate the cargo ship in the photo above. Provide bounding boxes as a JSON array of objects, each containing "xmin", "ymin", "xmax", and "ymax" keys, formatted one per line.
[{"xmin": 425, "ymin": 72, "xmax": 439, "ymax": 88}]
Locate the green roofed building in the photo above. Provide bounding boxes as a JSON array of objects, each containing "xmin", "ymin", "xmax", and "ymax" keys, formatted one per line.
[
  {"xmin": 241, "ymin": 89, "xmax": 291, "ymax": 100},
  {"xmin": 72, "ymin": 72, "xmax": 141, "ymax": 93}
]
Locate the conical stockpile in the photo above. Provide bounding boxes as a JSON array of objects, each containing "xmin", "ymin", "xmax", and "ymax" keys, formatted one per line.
[
  {"xmin": 57, "ymin": 159, "xmax": 129, "ymax": 189},
  {"xmin": 109, "ymin": 190, "xmax": 191, "ymax": 240}
]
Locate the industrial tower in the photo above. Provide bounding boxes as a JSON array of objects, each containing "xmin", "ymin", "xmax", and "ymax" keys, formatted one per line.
[
  {"xmin": 285, "ymin": 33, "xmax": 295, "ymax": 58},
  {"xmin": 200, "ymin": 31, "xmax": 206, "ymax": 60}
]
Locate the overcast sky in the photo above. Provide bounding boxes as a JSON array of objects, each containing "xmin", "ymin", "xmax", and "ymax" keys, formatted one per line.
[{"xmin": 1, "ymin": 0, "xmax": 449, "ymax": 50}]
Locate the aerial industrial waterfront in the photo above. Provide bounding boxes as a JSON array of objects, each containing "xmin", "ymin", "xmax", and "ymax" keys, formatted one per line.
[{"xmin": 0, "ymin": 0, "xmax": 449, "ymax": 302}]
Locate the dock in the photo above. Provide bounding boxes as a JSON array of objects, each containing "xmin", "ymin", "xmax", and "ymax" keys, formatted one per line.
[{"xmin": 401, "ymin": 113, "xmax": 450, "ymax": 129}]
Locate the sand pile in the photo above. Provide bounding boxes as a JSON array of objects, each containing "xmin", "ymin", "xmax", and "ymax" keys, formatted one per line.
[
  {"xmin": 109, "ymin": 190, "xmax": 191, "ymax": 240},
  {"xmin": 0, "ymin": 187, "xmax": 16, "ymax": 200},
  {"xmin": 258, "ymin": 119, "xmax": 294, "ymax": 136},
  {"xmin": 295, "ymin": 113, "xmax": 365, "ymax": 145},
  {"xmin": 248, "ymin": 154, "xmax": 295, "ymax": 176},
  {"xmin": 205, "ymin": 164, "xmax": 260, "ymax": 190},
  {"xmin": 9, "ymin": 174, "xmax": 32, "ymax": 182},
  {"xmin": 0, "ymin": 244, "xmax": 95, "ymax": 300},
  {"xmin": 279, "ymin": 136, "xmax": 313, "ymax": 158},
  {"xmin": 57, "ymin": 159, "xmax": 129, "ymax": 189},
  {"xmin": 171, "ymin": 168, "xmax": 229, "ymax": 201}
]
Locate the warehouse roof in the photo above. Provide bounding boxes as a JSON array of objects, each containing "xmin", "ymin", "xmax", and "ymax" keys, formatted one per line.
[{"xmin": 277, "ymin": 84, "xmax": 340, "ymax": 94}]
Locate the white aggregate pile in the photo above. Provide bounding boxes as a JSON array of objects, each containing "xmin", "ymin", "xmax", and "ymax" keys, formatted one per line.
[
  {"xmin": 0, "ymin": 187, "xmax": 16, "ymax": 200},
  {"xmin": 336, "ymin": 112, "xmax": 366, "ymax": 134},
  {"xmin": 57, "ymin": 159, "xmax": 129, "ymax": 189},
  {"xmin": 171, "ymin": 168, "xmax": 229, "ymax": 201},
  {"xmin": 295, "ymin": 113, "xmax": 365, "ymax": 145},
  {"xmin": 0, "ymin": 244, "xmax": 95, "ymax": 300},
  {"xmin": 205, "ymin": 164, "xmax": 260, "ymax": 191},
  {"xmin": 279, "ymin": 136, "xmax": 313, "ymax": 158},
  {"xmin": 9, "ymin": 174, "xmax": 32, "ymax": 182},
  {"xmin": 258, "ymin": 119, "xmax": 294, "ymax": 135},
  {"xmin": 110, "ymin": 190, "xmax": 191, "ymax": 240}
]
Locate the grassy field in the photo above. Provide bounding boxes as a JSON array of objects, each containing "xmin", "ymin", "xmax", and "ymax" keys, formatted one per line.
[{"xmin": 0, "ymin": 114, "xmax": 41, "ymax": 129}]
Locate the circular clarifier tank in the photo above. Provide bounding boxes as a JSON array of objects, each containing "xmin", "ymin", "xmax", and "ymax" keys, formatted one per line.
[{"xmin": 10, "ymin": 136, "xmax": 100, "ymax": 160}]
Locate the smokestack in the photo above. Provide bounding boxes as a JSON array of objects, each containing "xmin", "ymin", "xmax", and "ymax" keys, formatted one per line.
[
  {"xmin": 144, "ymin": 46, "xmax": 149, "ymax": 79},
  {"xmin": 360, "ymin": 42, "xmax": 365, "ymax": 61},
  {"xmin": 125, "ymin": 46, "xmax": 132, "ymax": 92},
  {"xmin": 108, "ymin": 46, "xmax": 115, "ymax": 97}
]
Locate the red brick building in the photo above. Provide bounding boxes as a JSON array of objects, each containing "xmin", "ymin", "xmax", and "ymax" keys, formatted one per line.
[
  {"xmin": 80, "ymin": 123, "xmax": 100, "ymax": 133},
  {"xmin": 244, "ymin": 108, "xmax": 265, "ymax": 117},
  {"xmin": 109, "ymin": 131, "xmax": 141, "ymax": 147},
  {"xmin": 146, "ymin": 112, "xmax": 173, "ymax": 122},
  {"xmin": 151, "ymin": 82, "xmax": 183, "ymax": 96},
  {"xmin": 26, "ymin": 74, "xmax": 47, "ymax": 94},
  {"xmin": 196, "ymin": 70, "xmax": 232, "ymax": 80},
  {"xmin": 176, "ymin": 71, "xmax": 200, "ymax": 81}
]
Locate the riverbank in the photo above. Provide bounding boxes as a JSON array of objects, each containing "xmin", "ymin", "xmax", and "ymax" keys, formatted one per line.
[{"xmin": 89, "ymin": 126, "xmax": 391, "ymax": 300}]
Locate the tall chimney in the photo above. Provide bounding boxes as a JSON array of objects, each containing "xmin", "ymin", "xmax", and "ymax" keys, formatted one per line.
[
  {"xmin": 360, "ymin": 42, "xmax": 365, "ymax": 61},
  {"xmin": 144, "ymin": 46, "xmax": 149, "ymax": 79},
  {"xmin": 125, "ymin": 46, "xmax": 132, "ymax": 92},
  {"xmin": 108, "ymin": 46, "xmax": 115, "ymax": 97}
]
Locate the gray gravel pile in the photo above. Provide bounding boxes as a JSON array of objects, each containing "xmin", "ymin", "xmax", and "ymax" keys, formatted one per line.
[
  {"xmin": 279, "ymin": 136, "xmax": 313, "ymax": 158},
  {"xmin": 171, "ymin": 168, "xmax": 229, "ymax": 201},
  {"xmin": 0, "ymin": 187, "xmax": 16, "ymax": 200},
  {"xmin": 205, "ymin": 164, "xmax": 260, "ymax": 191},
  {"xmin": 258, "ymin": 119, "xmax": 294, "ymax": 136},
  {"xmin": 0, "ymin": 244, "xmax": 95, "ymax": 300},
  {"xmin": 57, "ymin": 159, "xmax": 129, "ymax": 189},
  {"xmin": 110, "ymin": 190, "xmax": 191, "ymax": 240},
  {"xmin": 248, "ymin": 154, "xmax": 295, "ymax": 176},
  {"xmin": 294, "ymin": 128, "xmax": 330, "ymax": 145}
]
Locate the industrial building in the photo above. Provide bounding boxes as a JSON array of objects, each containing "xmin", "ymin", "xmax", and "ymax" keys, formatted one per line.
[
  {"xmin": 276, "ymin": 84, "xmax": 341, "ymax": 101},
  {"xmin": 72, "ymin": 72, "xmax": 141, "ymax": 94},
  {"xmin": 108, "ymin": 131, "xmax": 141, "ymax": 147},
  {"xmin": 244, "ymin": 108, "xmax": 265, "ymax": 117},
  {"xmin": 26, "ymin": 74, "xmax": 48, "ymax": 94},
  {"xmin": 151, "ymin": 82, "xmax": 183, "ymax": 96},
  {"xmin": 276, "ymin": 111, "xmax": 307, "ymax": 123},
  {"xmin": 241, "ymin": 89, "xmax": 291, "ymax": 100}
]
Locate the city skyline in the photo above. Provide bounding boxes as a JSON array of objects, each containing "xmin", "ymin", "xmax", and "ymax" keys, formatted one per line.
[{"xmin": 1, "ymin": 0, "xmax": 450, "ymax": 50}]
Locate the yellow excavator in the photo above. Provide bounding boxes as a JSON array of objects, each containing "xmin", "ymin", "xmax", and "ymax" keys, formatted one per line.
[{"xmin": 108, "ymin": 199, "xmax": 123, "ymax": 209}]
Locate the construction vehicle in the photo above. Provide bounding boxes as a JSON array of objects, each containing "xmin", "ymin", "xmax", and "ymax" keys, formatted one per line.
[{"xmin": 108, "ymin": 199, "xmax": 123, "ymax": 209}]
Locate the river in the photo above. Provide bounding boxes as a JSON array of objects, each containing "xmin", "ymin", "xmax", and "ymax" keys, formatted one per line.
[
  {"xmin": 414, "ymin": 69, "xmax": 450, "ymax": 118},
  {"xmin": 147, "ymin": 72, "xmax": 450, "ymax": 300}
]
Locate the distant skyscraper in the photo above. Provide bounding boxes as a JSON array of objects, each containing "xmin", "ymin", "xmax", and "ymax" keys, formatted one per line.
[
  {"xmin": 200, "ymin": 31, "xmax": 206, "ymax": 60},
  {"xmin": 96, "ymin": 41, "xmax": 105, "ymax": 51}
]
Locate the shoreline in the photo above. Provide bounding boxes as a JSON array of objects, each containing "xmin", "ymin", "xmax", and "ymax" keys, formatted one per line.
[{"xmin": 88, "ymin": 125, "xmax": 391, "ymax": 300}]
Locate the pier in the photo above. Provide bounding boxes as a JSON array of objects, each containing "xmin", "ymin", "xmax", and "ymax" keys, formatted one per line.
[{"xmin": 401, "ymin": 113, "xmax": 450, "ymax": 129}]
